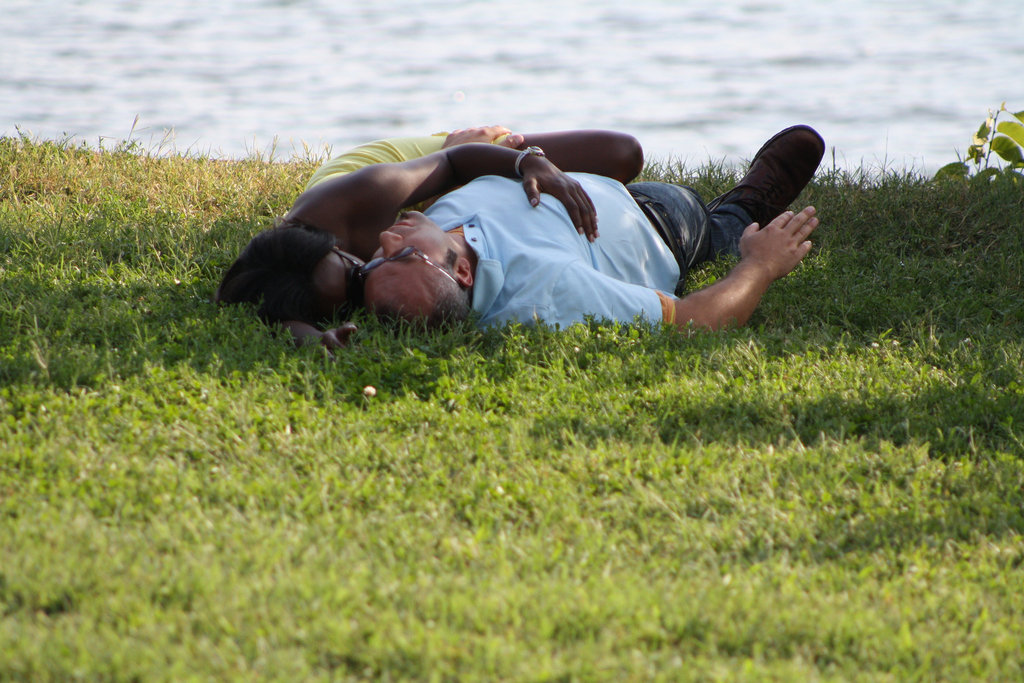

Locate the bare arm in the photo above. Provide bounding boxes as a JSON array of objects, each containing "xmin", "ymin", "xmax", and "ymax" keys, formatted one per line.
[
  {"xmin": 288, "ymin": 143, "xmax": 598, "ymax": 257},
  {"xmin": 671, "ymin": 207, "xmax": 819, "ymax": 331},
  {"xmin": 440, "ymin": 127, "xmax": 644, "ymax": 183},
  {"xmin": 289, "ymin": 128, "xmax": 641, "ymax": 257},
  {"xmin": 517, "ymin": 130, "xmax": 645, "ymax": 184}
]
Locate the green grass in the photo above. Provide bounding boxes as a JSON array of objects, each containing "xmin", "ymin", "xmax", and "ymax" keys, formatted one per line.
[{"xmin": 2, "ymin": 135, "xmax": 1023, "ymax": 681}]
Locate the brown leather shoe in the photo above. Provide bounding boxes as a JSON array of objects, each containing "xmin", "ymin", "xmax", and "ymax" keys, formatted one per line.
[{"xmin": 707, "ymin": 125, "xmax": 825, "ymax": 226}]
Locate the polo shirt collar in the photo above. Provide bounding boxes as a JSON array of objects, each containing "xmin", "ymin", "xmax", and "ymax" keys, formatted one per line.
[{"xmin": 459, "ymin": 218, "xmax": 504, "ymax": 317}]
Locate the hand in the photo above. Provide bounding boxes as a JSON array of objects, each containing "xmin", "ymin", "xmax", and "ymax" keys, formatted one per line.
[
  {"xmin": 320, "ymin": 322, "xmax": 358, "ymax": 353},
  {"xmin": 519, "ymin": 155, "xmax": 599, "ymax": 241},
  {"xmin": 738, "ymin": 206, "xmax": 819, "ymax": 281},
  {"xmin": 442, "ymin": 126, "xmax": 525, "ymax": 149}
]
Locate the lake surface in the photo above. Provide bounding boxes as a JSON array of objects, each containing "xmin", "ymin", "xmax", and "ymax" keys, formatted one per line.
[{"xmin": 4, "ymin": 0, "xmax": 1023, "ymax": 172}]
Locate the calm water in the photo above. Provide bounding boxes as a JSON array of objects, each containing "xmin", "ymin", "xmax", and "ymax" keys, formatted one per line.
[{"xmin": 4, "ymin": 0, "xmax": 1023, "ymax": 172}]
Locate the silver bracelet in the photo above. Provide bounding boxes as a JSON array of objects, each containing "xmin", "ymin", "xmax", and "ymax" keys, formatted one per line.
[{"xmin": 514, "ymin": 146, "xmax": 546, "ymax": 177}]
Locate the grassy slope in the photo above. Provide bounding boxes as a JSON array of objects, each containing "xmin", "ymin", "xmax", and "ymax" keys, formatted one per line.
[{"xmin": 1, "ymin": 138, "xmax": 1023, "ymax": 681}]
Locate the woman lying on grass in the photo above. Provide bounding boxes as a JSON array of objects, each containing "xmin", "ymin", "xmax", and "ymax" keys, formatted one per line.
[
  {"xmin": 215, "ymin": 124, "xmax": 824, "ymax": 348},
  {"xmin": 215, "ymin": 125, "xmax": 644, "ymax": 345}
]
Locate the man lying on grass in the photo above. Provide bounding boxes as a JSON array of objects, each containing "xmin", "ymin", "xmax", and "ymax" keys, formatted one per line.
[
  {"xmin": 216, "ymin": 125, "xmax": 642, "ymax": 345},
  {"xmin": 216, "ymin": 125, "xmax": 824, "ymax": 346}
]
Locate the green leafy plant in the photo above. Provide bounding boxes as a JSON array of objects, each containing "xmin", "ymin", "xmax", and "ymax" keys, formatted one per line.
[{"xmin": 935, "ymin": 102, "xmax": 1024, "ymax": 182}]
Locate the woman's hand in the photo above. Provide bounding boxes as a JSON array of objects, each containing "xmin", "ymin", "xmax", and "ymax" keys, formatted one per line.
[
  {"xmin": 319, "ymin": 322, "xmax": 359, "ymax": 351},
  {"xmin": 284, "ymin": 320, "xmax": 358, "ymax": 358},
  {"xmin": 442, "ymin": 126, "xmax": 525, "ymax": 149},
  {"xmin": 519, "ymin": 155, "xmax": 599, "ymax": 241}
]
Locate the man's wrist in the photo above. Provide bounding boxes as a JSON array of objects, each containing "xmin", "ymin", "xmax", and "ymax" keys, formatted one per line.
[{"xmin": 734, "ymin": 258, "xmax": 778, "ymax": 286}]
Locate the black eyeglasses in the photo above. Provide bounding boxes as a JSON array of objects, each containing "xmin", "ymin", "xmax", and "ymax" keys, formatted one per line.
[
  {"xmin": 358, "ymin": 246, "xmax": 458, "ymax": 285},
  {"xmin": 329, "ymin": 246, "xmax": 367, "ymax": 309},
  {"xmin": 331, "ymin": 246, "xmax": 365, "ymax": 271}
]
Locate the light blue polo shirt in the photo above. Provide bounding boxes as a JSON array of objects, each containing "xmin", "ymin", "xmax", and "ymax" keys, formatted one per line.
[{"xmin": 423, "ymin": 173, "xmax": 680, "ymax": 328}]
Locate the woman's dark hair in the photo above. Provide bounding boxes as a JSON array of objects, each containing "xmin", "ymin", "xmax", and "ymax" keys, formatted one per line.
[{"xmin": 214, "ymin": 219, "xmax": 339, "ymax": 324}]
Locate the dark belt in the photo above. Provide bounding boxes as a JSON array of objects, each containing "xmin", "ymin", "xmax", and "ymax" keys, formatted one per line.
[{"xmin": 629, "ymin": 189, "xmax": 688, "ymax": 271}]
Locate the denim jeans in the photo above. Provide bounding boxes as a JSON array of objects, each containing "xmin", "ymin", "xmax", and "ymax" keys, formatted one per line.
[{"xmin": 627, "ymin": 182, "xmax": 751, "ymax": 293}]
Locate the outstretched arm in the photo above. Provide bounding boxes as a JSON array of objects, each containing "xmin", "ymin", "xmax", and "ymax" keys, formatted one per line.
[
  {"xmin": 670, "ymin": 207, "xmax": 819, "ymax": 331},
  {"xmin": 288, "ymin": 143, "xmax": 599, "ymax": 257},
  {"xmin": 308, "ymin": 127, "xmax": 641, "ymax": 187},
  {"xmin": 517, "ymin": 130, "xmax": 644, "ymax": 184},
  {"xmin": 304, "ymin": 126, "xmax": 524, "ymax": 190}
]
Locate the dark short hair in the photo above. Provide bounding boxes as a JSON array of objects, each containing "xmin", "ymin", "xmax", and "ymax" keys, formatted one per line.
[
  {"xmin": 430, "ymin": 248, "xmax": 472, "ymax": 326},
  {"xmin": 214, "ymin": 219, "xmax": 338, "ymax": 324},
  {"xmin": 371, "ymin": 249, "xmax": 471, "ymax": 328}
]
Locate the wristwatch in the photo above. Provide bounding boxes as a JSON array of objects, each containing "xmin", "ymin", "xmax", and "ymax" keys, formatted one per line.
[{"xmin": 514, "ymin": 146, "xmax": 546, "ymax": 177}]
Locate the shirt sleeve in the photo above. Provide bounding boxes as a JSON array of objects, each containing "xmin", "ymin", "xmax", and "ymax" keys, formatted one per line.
[
  {"xmin": 305, "ymin": 134, "xmax": 448, "ymax": 189},
  {"xmin": 657, "ymin": 291, "xmax": 677, "ymax": 325}
]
